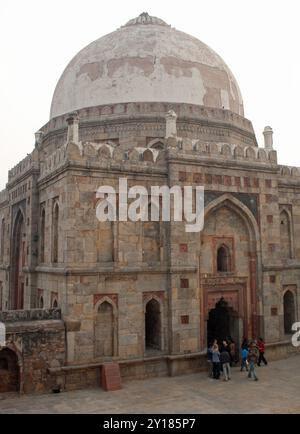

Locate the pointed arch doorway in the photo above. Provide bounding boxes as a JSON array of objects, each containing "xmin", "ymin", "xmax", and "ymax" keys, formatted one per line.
[
  {"xmin": 10, "ymin": 209, "xmax": 26, "ymax": 310},
  {"xmin": 283, "ymin": 290, "xmax": 296, "ymax": 335},
  {"xmin": 207, "ymin": 298, "xmax": 243, "ymax": 347},
  {"xmin": 0, "ymin": 348, "xmax": 20, "ymax": 393},
  {"xmin": 200, "ymin": 193, "xmax": 261, "ymax": 349}
]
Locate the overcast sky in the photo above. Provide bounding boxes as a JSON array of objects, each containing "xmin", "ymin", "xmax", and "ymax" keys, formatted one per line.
[{"xmin": 0, "ymin": 0, "xmax": 300, "ymax": 190}]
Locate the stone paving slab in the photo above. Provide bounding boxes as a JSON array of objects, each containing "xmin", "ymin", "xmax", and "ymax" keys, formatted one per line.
[{"xmin": 0, "ymin": 355, "xmax": 300, "ymax": 414}]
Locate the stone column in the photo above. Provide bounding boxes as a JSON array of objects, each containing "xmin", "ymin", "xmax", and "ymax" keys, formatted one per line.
[
  {"xmin": 66, "ymin": 112, "xmax": 79, "ymax": 144},
  {"xmin": 263, "ymin": 126, "xmax": 273, "ymax": 150},
  {"xmin": 165, "ymin": 110, "xmax": 177, "ymax": 139}
]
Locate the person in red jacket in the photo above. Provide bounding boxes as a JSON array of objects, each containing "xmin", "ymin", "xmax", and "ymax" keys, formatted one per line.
[{"xmin": 257, "ymin": 337, "xmax": 268, "ymax": 366}]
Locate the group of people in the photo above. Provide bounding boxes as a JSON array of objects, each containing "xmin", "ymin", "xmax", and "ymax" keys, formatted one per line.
[{"xmin": 207, "ymin": 337, "xmax": 268, "ymax": 382}]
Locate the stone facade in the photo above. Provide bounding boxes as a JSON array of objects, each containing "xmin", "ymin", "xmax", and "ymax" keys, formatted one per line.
[
  {"xmin": 0, "ymin": 14, "xmax": 300, "ymax": 394},
  {"xmin": 0, "ymin": 309, "xmax": 64, "ymax": 393}
]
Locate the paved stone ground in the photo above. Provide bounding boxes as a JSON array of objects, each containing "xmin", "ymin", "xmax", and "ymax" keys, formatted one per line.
[{"xmin": 0, "ymin": 355, "xmax": 300, "ymax": 414}]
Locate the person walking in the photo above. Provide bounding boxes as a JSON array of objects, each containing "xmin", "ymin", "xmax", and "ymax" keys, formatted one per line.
[
  {"xmin": 207, "ymin": 342, "xmax": 214, "ymax": 378},
  {"xmin": 257, "ymin": 337, "xmax": 268, "ymax": 367},
  {"xmin": 212, "ymin": 343, "xmax": 221, "ymax": 380},
  {"xmin": 240, "ymin": 347, "xmax": 249, "ymax": 372},
  {"xmin": 219, "ymin": 340, "xmax": 229, "ymax": 374},
  {"xmin": 247, "ymin": 343, "xmax": 258, "ymax": 381},
  {"xmin": 220, "ymin": 347, "xmax": 231, "ymax": 381}
]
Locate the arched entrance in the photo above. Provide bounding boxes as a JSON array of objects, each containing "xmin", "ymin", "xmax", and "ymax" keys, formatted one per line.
[
  {"xmin": 0, "ymin": 348, "xmax": 19, "ymax": 393},
  {"xmin": 10, "ymin": 210, "xmax": 25, "ymax": 310},
  {"xmin": 207, "ymin": 298, "xmax": 241, "ymax": 347},
  {"xmin": 52, "ymin": 202, "xmax": 59, "ymax": 263},
  {"xmin": 145, "ymin": 299, "xmax": 161, "ymax": 351},
  {"xmin": 200, "ymin": 194, "xmax": 262, "ymax": 349},
  {"xmin": 95, "ymin": 301, "xmax": 114, "ymax": 357},
  {"xmin": 284, "ymin": 290, "xmax": 295, "ymax": 334}
]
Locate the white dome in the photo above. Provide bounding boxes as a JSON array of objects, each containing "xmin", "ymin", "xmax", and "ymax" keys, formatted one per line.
[{"xmin": 50, "ymin": 13, "xmax": 244, "ymax": 119}]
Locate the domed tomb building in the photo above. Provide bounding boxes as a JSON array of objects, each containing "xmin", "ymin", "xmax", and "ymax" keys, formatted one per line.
[{"xmin": 0, "ymin": 13, "xmax": 299, "ymax": 393}]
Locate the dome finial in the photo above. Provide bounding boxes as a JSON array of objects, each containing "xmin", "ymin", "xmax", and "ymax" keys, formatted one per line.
[{"xmin": 124, "ymin": 13, "xmax": 169, "ymax": 27}]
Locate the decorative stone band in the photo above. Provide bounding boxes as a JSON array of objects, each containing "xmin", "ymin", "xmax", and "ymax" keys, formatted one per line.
[
  {"xmin": 0, "ymin": 308, "xmax": 61, "ymax": 323},
  {"xmin": 8, "ymin": 152, "xmax": 39, "ymax": 185},
  {"xmin": 42, "ymin": 103, "xmax": 254, "ymax": 138},
  {"xmin": 39, "ymin": 144, "xmax": 67, "ymax": 179},
  {"xmin": 8, "ymin": 154, "xmax": 35, "ymax": 182},
  {"xmin": 38, "ymin": 138, "xmax": 277, "ymax": 181},
  {"xmin": 279, "ymin": 165, "xmax": 300, "ymax": 178}
]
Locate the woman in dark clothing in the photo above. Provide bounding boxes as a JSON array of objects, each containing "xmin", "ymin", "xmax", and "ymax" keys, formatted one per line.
[{"xmin": 221, "ymin": 340, "xmax": 229, "ymax": 353}]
